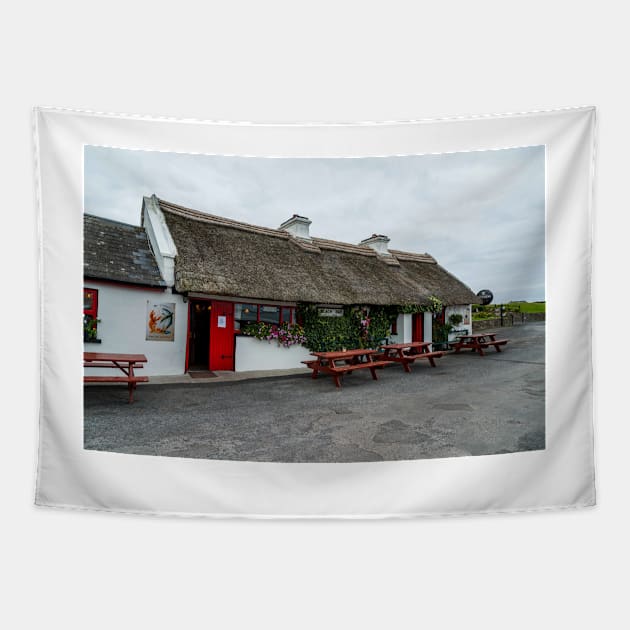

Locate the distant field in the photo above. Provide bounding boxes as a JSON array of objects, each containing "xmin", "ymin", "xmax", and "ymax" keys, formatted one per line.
[
  {"xmin": 506, "ymin": 302, "xmax": 546, "ymax": 313},
  {"xmin": 472, "ymin": 302, "xmax": 546, "ymax": 320}
]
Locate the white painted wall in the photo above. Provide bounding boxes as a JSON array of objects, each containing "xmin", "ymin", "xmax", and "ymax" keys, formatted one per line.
[
  {"xmin": 83, "ymin": 281, "xmax": 188, "ymax": 375},
  {"xmin": 388, "ymin": 313, "xmax": 413, "ymax": 344},
  {"xmin": 445, "ymin": 304, "xmax": 473, "ymax": 340},
  {"xmin": 235, "ymin": 336, "xmax": 312, "ymax": 371},
  {"xmin": 424, "ymin": 311, "xmax": 433, "ymax": 344},
  {"xmin": 387, "ymin": 313, "xmax": 434, "ymax": 344}
]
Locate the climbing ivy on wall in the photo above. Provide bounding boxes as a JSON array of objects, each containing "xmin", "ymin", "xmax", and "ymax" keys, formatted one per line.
[
  {"xmin": 297, "ymin": 303, "xmax": 399, "ymax": 352},
  {"xmin": 395, "ymin": 296, "xmax": 444, "ymax": 315}
]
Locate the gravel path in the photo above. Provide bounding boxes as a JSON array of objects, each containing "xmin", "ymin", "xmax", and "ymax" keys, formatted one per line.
[{"xmin": 84, "ymin": 322, "xmax": 545, "ymax": 462}]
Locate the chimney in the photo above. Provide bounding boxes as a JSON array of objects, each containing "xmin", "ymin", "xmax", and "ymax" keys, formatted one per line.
[
  {"xmin": 359, "ymin": 234, "xmax": 391, "ymax": 255},
  {"xmin": 279, "ymin": 214, "xmax": 312, "ymax": 241}
]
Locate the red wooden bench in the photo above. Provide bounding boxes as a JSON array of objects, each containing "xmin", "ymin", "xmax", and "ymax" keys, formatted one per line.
[
  {"xmin": 451, "ymin": 334, "xmax": 510, "ymax": 356},
  {"xmin": 83, "ymin": 375, "xmax": 149, "ymax": 404},
  {"xmin": 483, "ymin": 339, "xmax": 509, "ymax": 351},
  {"xmin": 84, "ymin": 352, "xmax": 148, "ymax": 403},
  {"xmin": 376, "ymin": 342, "xmax": 444, "ymax": 372},
  {"xmin": 323, "ymin": 360, "xmax": 393, "ymax": 388},
  {"xmin": 305, "ymin": 350, "xmax": 395, "ymax": 388}
]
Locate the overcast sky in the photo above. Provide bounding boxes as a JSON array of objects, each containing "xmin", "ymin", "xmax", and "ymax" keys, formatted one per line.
[{"xmin": 84, "ymin": 145, "xmax": 545, "ymax": 303}]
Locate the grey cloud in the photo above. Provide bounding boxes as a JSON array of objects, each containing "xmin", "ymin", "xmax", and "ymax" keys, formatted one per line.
[{"xmin": 84, "ymin": 145, "xmax": 545, "ymax": 303}]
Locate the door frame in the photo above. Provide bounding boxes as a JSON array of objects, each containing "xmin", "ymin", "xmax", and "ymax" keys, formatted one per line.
[
  {"xmin": 412, "ymin": 312, "xmax": 424, "ymax": 342},
  {"xmin": 185, "ymin": 296, "xmax": 213, "ymax": 372},
  {"xmin": 209, "ymin": 300, "xmax": 236, "ymax": 371}
]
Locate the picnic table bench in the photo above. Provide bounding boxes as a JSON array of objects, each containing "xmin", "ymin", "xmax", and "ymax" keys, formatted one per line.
[
  {"xmin": 84, "ymin": 352, "xmax": 149, "ymax": 403},
  {"xmin": 302, "ymin": 349, "xmax": 394, "ymax": 388},
  {"xmin": 375, "ymin": 341, "xmax": 444, "ymax": 372},
  {"xmin": 450, "ymin": 333, "xmax": 509, "ymax": 356}
]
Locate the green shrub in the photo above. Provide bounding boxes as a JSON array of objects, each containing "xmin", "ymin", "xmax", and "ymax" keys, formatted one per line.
[{"xmin": 297, "ymin": 304, "xmax": 398, "ymax": 352}]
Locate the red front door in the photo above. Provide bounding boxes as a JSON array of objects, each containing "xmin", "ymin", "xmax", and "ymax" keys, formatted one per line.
[
  {"xmin": 412, "ymin": 313, "xmax": 424, "ymax": 342},
  {"xmin": 210, "ymin": 301, "xmax": 235, "ymax": 370}
]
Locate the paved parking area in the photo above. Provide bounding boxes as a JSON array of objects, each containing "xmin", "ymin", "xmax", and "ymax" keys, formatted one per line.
[{"xmin": 84, "ymin": 322, "xmax": 545, "ymax": 462}]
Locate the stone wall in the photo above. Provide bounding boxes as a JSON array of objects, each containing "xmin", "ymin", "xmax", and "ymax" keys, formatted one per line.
[{"xmin": 473, "ymin": 312, "xmax": 545, "ymax": 332}]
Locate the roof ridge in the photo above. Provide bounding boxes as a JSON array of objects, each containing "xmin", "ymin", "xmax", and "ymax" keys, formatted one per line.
[
  {"xmin": 389, "ymin": 248, "xmax": 437, "ymax": 263},
  {"xmin": 158, "ymin": 198, "xmax": 437, "ymax": 262},
  {"xmin": 84, "ymin": 213, "xmax": 142, "ymax": 230},
  {"xmin": 312, "ymin": 237, "xmax": 377, "ymax": 256},
  {"xmin": 158, "ymin": 198, "xmax": 288, "ymax": 239}
]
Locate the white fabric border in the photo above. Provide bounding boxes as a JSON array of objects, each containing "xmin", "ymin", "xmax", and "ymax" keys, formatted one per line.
[{"xmin": 34, "ymin": 106, "xmax": 595, "ymax": 518}]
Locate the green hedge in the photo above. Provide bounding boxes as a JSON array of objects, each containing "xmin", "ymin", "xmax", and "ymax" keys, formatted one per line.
[{"xmin": 297, "ymin": 304, "xmax": 399, "ymax": 352}]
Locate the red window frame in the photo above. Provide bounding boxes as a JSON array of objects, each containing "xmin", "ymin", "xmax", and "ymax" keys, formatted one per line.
[
  {"xmin": 280, "ymin": 306, "xmax": 295, "ymax": 324},
  {"xmin": 84, "ymin": 288, "xmax": 99, "ymax": 321},
  {"xmin": 234, "ymin": 303, "xmax": 295, "ymax": 327},
  {"xmin": 391, "ymin": 317, "xmax": 398, "ymax": 335}
]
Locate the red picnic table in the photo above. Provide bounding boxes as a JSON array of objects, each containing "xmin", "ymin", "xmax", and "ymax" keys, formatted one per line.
[
  {"xmin": 302, "ymin": 348, "xmax": 393, "ymax": 388},
  {"xmin": 450, "ymin": 332, "xmax": 509, "ymax": 356},
  {"xmin": 376, "ymin": 341, "xmax": 444, "ymax": 372},
  {"xmin": 83, "ymin": 352, "xmax": 149, "ymax": 403}
]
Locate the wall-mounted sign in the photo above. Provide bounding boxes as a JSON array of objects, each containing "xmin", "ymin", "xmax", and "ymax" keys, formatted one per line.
[
  {"xmin": 146, "ymin": 302, "xmax": 175, "ymax": 341},
  {"xmin": 477, "ymin": 289, "xmax": 494, "ymax": 305},
  {"xmin": 318, "ymin": 307, "xmax": 344, "ymax": 317},
  {"xmin": 217, "ymin": 315, "xmax": 227, "ymax": 328}
]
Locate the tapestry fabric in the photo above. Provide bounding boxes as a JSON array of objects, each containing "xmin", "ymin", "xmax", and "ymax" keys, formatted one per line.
[{"xmin": 34, "ymin": 106, "xmax": 595, "ymax": 518}]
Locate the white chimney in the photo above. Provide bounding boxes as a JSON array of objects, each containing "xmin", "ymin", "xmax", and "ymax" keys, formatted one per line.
[
  {"xmin": 359, "ymin": 234, "xmax": 391, "ymax": 255},
  {"xmin": 279, "ymin": 214, "xmax": 312, "ymax": 241}
]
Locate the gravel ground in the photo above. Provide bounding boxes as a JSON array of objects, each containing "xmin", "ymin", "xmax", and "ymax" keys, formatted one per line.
[{"xmin": 84, "ymin": 322, "xmax": 545, "ymax": 462}]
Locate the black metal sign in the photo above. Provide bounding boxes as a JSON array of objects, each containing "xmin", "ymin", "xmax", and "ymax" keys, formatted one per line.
[{"xmin": 477, "ymin": 289, "xmax": 493, "ymax": 305}]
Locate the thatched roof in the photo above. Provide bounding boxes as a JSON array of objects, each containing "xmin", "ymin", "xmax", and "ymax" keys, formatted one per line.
[
  {"xmin": 84, "ymin": 214, "xmax": 165, "ymax": 287},
  {"xmin": 158, "ymin": 198, "xmax": 479, "ymax": 306}
]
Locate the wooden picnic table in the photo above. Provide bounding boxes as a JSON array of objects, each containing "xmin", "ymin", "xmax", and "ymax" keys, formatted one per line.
[
  {"xmin": 376, "ymin": 341, "xmax": 444, "ymax": 372},
  {"xmin": 84, "ymin": 352, "xmax": 149, "ymax": 403},
  {"xmin": 450, "ymin": 332, "xmax": 509, "ymax": 356},
  {"xmin": 302, "ymin": 348, "xmax": 394, "ymax": 388}
]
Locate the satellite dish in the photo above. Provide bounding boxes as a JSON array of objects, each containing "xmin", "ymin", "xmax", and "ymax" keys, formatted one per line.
[{"xmin": 477, "ymin": 289, "xmax": 493, "ymax": 305}]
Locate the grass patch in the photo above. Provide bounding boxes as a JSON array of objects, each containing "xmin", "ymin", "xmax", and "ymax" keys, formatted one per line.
[
  {"xmin": 472, "ymin": 301, "xmax": 546, "ymax": 321},
  {"xmin": 506, "ymin": 301, "xmax": 546, "ymax": 313}
]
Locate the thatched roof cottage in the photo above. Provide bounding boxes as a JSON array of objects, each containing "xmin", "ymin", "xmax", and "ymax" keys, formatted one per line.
[{"xmin": 83, "ymin": 195, "xmax": 477, "ymax": 375}]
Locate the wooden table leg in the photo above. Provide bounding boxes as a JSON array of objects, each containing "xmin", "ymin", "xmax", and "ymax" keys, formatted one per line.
[
  {"xmin": 398, "ymin": 350, "xmax": 412, "ymax": 373},
  {"xmin": 366, "ymin": 355, "xmax": 378, "ymax": 380},
  {"xmin": 128, "ymin": 362, "xmax": 135, "ymax": 403},
  {"xmin": 330, "ymin": 359, "xmax": 342, "ymax": 388}
]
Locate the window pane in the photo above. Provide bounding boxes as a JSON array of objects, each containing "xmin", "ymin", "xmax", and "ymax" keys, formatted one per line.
[
  {"xmin": 234, "ymin": 303, "xmax": 258, "ymax": 322},
  {"xmin": 84, "ymin": 289, "xmax": 95, "ymax": 311},
  {"xmin": 281, "ymin": 307, "xmax": 292, "ymax": 323},
  {"xmin": 259, "ymin": 305, "xmax": 280, "ymax": 324}
]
